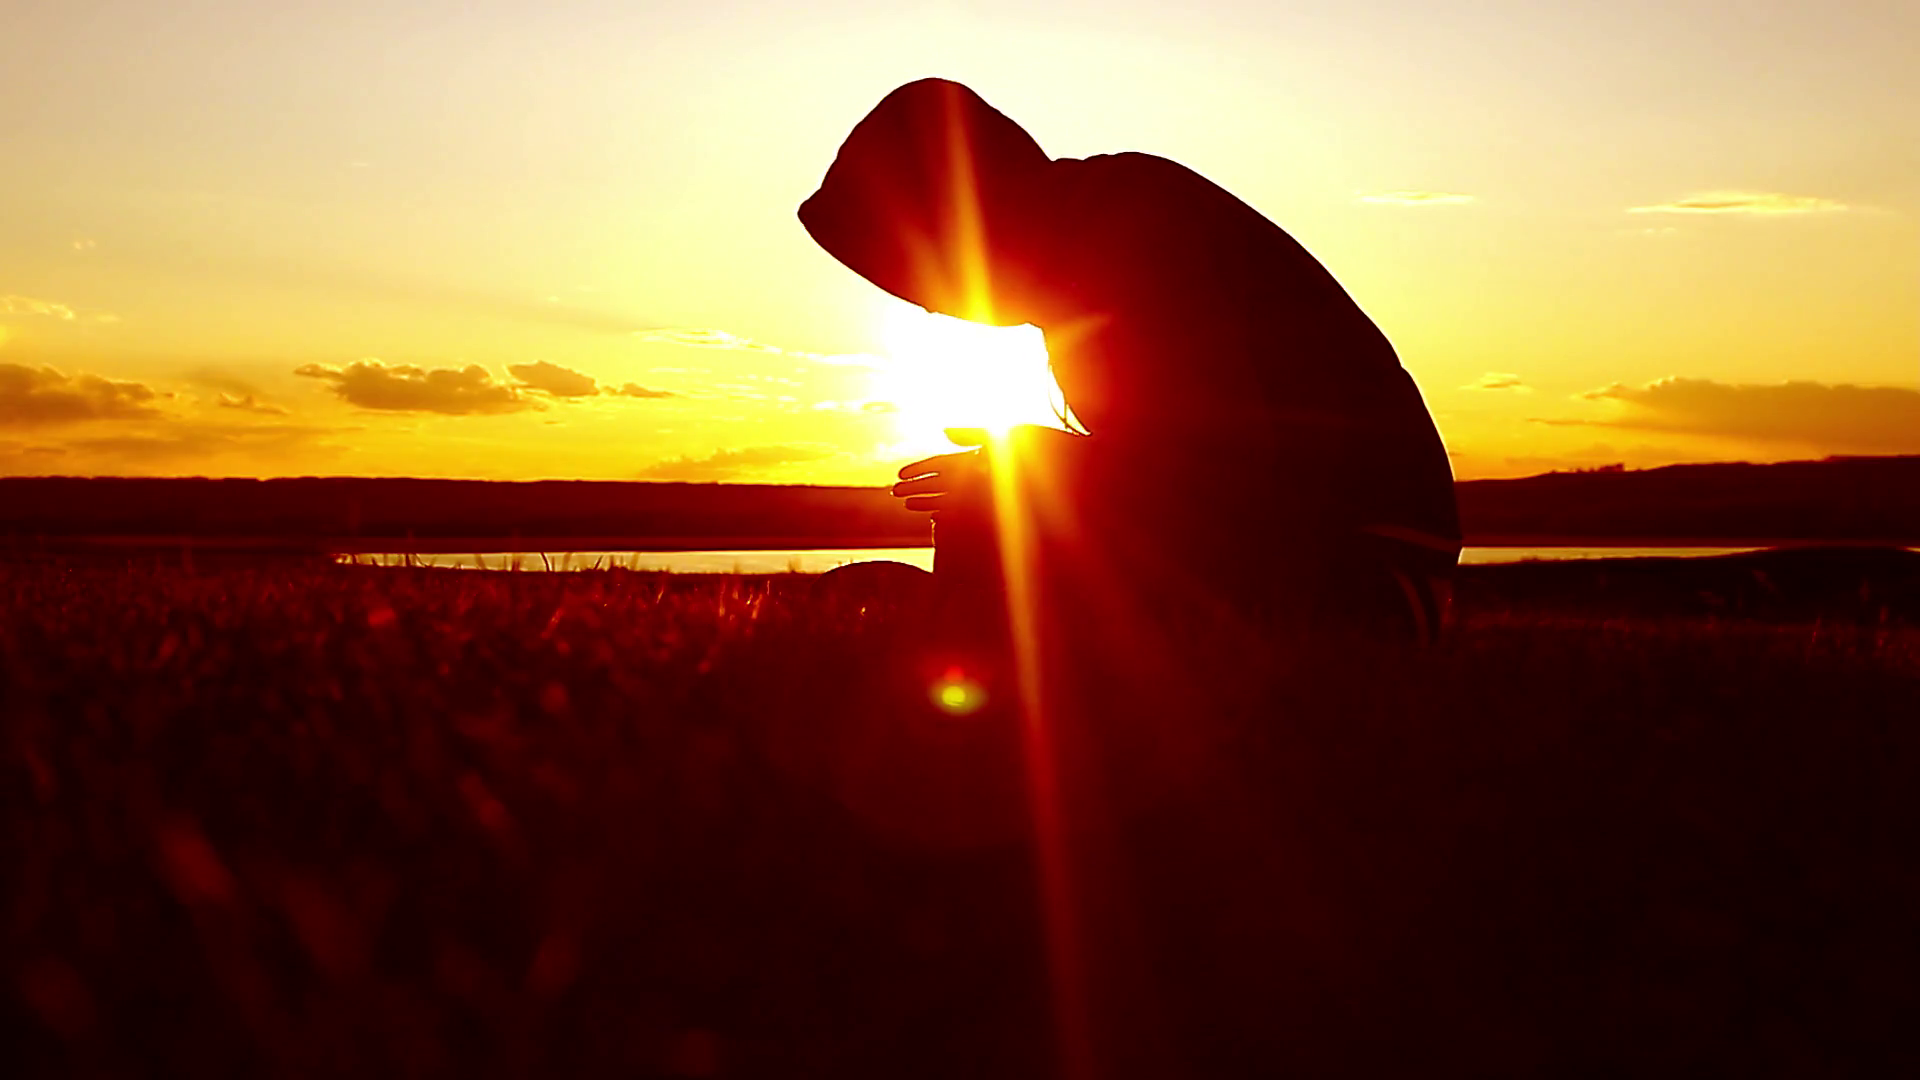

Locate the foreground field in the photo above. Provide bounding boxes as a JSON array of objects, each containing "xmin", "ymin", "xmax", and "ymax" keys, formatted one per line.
[{"xmin": 4, "ymin": 556, "xmax": 1918, "ymax": 1077}]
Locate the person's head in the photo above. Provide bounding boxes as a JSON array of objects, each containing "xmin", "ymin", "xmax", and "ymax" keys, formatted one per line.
[{"xmin": 799, "ymin": 79, "xmax": 1063, "ymax": 327}]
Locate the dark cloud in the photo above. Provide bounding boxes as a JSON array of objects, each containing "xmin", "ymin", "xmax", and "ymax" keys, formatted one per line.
[
  {"xmin": 1551, "ymin": 378, "xmax": 1920, "ymax": 452},
  {"xmin": 294, "ymin": 360, "xmax": 540, "ymax": 415},
  {"xmin": 613, "ymin": 383, "xmax": 677, "ymax": 399},
  {"xmin": 0, "ymin": 363, "xmax": 162, "ymax": 426},
  {"xmin": 508, "ymin": 360, "xmax": 599, "ymax": 398},
  {"xmin": 217, "ymin": 393, "xmax": 290, "ymax": 416},
  {"xmin": 638, "ymin": 444, "xmax": 834, "ymax": 481}
]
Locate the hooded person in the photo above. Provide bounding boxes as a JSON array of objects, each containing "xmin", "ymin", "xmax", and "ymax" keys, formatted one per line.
[{"xmin": 800, "ymin": 78, "xmax": 1460, "ymax": 640}]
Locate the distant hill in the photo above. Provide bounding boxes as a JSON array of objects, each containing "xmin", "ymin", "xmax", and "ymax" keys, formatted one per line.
[
  {"xmin": 2, "ymin": 455, "xmax": 1916, "ymax": 550},
  {"xmin": 1455, "ymin": 455, "xmax": 1920, "ymax": 544},
  {"xmin": 0, "ymin": 477, "xmax": 929, "ymax": 551}
]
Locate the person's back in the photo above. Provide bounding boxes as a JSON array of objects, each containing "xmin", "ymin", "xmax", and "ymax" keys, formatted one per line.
[
  {"xmin": 801, "ymin": 78, "xmax": 1459, "ymax": 637},
  {"xmin": 1020, "ymin": 150, "xmax": 1458, "ymax": 614}
]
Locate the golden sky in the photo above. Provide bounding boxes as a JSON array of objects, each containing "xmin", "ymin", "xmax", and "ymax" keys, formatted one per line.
[{"xmin": 3, "ymin": 0, "xmax": 1916, "ymax": 482}]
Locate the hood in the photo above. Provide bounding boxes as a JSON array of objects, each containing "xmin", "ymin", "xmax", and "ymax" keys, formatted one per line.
[{"xmin": 798, "ymin": 79, "xmax": 1052, "ymax": 326}]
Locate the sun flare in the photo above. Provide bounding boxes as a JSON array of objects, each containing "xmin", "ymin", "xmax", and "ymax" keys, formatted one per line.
[{"xmin": 872, "ymin": 302, "xmax": 1071, "ymax": 452}]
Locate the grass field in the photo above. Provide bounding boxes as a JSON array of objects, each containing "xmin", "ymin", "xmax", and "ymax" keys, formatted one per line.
[{"xmin": 4, "ymin": 554, "xmax": 1918, "ymax": 1077}]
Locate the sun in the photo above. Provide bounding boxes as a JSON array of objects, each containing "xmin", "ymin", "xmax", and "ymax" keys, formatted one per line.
[{"xmin": 871, "ymin": 302, "xmax": 1072, "ymax": 452}]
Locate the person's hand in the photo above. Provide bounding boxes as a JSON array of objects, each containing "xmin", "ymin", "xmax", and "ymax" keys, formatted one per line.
[
  {"xmin": 891, "ymin": 428, "xmax": 991, "ymax": 514},
  {"xmin": 891, "ymin": 426, "xmax": 1087, "ymax": 513}
]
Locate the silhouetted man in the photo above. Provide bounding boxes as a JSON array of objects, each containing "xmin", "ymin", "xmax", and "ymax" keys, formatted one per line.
[{"xmin": 800, "ymin": 79, "xmax": 1459, "ymax": 640}]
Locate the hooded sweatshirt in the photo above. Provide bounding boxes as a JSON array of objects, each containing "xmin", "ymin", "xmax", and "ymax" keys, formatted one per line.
[{"xmin": 800, "ymin": 79, "xmax": 1460, "ymax": 574}]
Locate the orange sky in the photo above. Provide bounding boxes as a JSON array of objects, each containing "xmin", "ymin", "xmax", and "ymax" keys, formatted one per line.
[{"xmin": 3, "ymin": 0, "xmax": 1915, "ymax": 483}]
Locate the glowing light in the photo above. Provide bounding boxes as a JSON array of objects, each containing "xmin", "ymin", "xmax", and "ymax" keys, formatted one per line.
[
  {"xmin": 929, "ymin": 666, "xmax": 988, "ymax": 716},
  {"xmin": 919, "ymin": 89, "xmax": 1092, "ymax": 1080},
  {"xmin": 871, "ymin": 302, "xmax": 1068, "ymax": 451}
]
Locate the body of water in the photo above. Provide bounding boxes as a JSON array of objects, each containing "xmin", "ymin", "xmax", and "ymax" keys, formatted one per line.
[{"xmin": 335, "ymin": 545, "xmax": 1785, "ymax": 573}]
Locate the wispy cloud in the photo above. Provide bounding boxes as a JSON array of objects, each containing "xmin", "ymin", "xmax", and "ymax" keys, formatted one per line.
[
  {"xmin": 635, "ymin": 328, "xmax": 818, "ymax": 357},
  {"xmin": 612, "ymin": 383, "xmax": 677, "ymax": 399},
  {"xmin": 294, "ymin": 360, "xmax": 541, "ymax": 415},
  {"xmin": 217, "ymin": 393, "xmax": 289, "ymax": 416},
  {"xmin": 1544, "ymin": 377, "xmax": 1920, "ymax": 451},
  {"xmin": 2, "ymin": 295, "xmax": 78, "ymax": 321},
  {"xmin": 637, "ymin": 443, "xmax": 835, "ymax": 481},
  {"xmin": 1627, "ymin": 191, "xmax": 1848, "ymax": 215},
  {"xmin": 1355, "ymin": 191, "xmax": 1475, "ymax": 206},
  {"xmin": 508, "ymin": 360, "xmax": 599, "ymax": 398},
  {"xmin": 1462, "ymin": 372, "xmax": 1530, "ymax": 392},
  {"xmin": 0, "ymin": 363, "xmax": 162, "ymax": 425},
  {"xmin": 52, "ymin": 421, "xmax": 344, "ymax": 466},
  {"xmin": 183, "ymin": 368, "xmax": 266, "ymax": 398},
  {"xmin": 0, "ymin": 293, "xmax": 118, "ymax": 323}
]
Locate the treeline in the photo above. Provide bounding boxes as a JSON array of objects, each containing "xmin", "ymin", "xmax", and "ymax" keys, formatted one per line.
[{"xmin": 2, "ymin": 455, "xmax": 1917, "ymax": 548}]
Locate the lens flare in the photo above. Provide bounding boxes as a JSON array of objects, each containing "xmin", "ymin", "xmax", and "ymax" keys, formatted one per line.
[
  {"xmin": 900, "ymin": 83, "xmax": 1092, "ymax": 1080},
  {"xmin": 928, "ymin": 666, "xmax": 988, "ymax": 716}
]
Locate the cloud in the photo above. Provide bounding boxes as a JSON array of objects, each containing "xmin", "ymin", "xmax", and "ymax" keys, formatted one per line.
[
  {"xmin": 0, "ymin": 439, "xmax": 67, "ymax": 458},
  {"xmin": 294, "ymin": 360, "xmax": 540, "ymax": 415},
  {"xmin": 185, "ymin": 368, "xmax": 291, "ymax": 414},
  {"xmin": 612, "ymin": 382, "xmax": 677, "ymax": 399},
  {"xmin": 0, "ymin": 294, "xmax": 117, "ymax": 323},
  {"xmin": 507, "ymin": 360, "xmax": 599, "ymax": 398},
  {"xmin": 1, "ymin": 295, "xmax": 78, "ymax": 321},
  {"xmin": 1627, "ymin": 191, "xmax": 1848, "ymax": 215},
  {"xmin": 1463, "ymin": 372, "xmax": 1529, "ymax": 392},
  {"xmin": 217, "ymin": 393, "xmax": 289, "ymax": 416},
  {"xmin": 1552, "ymin": 377, "xmax": 1920, "ymax": 451},
  {"xmin": 635, "ymin": 328, "xmax": 818, "ymax": 357},
  {"xmin": 0, "ymin": 363, "xmax": 163, "ymax": 426},
  {"xmin": 635, "ymin": 330, "xmax": 881, "ymax": 372},
  {"xmin": 56, "ymin": 421, "xmax": 343, "ymax": 464},
  {"xmin": 1356, "ymin": 191, "xmax": 1475, "ymax": 206},
  {"xmin": 637, "ymin": 444, "xmax": 835, "ymax": 481},
  {"xmin": 182, "ymin": 367, "xmax": 265, "ymax": 398}
]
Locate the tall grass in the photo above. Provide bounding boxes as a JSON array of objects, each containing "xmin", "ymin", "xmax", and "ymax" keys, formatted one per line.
[{"xmin": 2, "ymin": 559, "xmax": 1915, "ymax": 1077}]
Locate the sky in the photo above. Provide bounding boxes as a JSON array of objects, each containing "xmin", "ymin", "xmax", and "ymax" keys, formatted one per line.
[{"xmin": 2, "ymin": 0, "xmax": 1916, "ymax": 483}]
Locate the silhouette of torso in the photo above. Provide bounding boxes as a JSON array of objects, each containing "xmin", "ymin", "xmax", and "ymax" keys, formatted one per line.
[{"xmin": 1025, "ymin": 152, "xmax": 1460, "ymax": 589}]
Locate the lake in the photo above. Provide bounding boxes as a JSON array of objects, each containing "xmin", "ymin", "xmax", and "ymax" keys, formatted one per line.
[{"xmin": 334, "ymin": 545, "xmax": 1783, "ymax": 573}]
